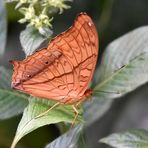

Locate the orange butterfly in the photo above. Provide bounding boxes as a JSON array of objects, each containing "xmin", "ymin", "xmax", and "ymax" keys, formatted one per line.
[{"xmin": 10, "ymin": 12, "xmax": 99, "ymax": 124}]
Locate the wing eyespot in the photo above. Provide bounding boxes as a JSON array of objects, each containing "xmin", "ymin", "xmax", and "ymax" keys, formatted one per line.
[
  {"xmin": 27, "ymin": 74, "xmax": 32, "ymax": 78},
  {"xmin": 24, "ymin": 73, "xmax": 32, "ymax": 79},
  {"xmin": 45, "ymin": 61, "xmax": 49, "ymax": 65}
]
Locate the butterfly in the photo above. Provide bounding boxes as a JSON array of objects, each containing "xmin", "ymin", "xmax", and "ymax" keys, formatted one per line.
[{"xmin": 10, "ymin": 12, "xmax": 99, "ymax": 124}]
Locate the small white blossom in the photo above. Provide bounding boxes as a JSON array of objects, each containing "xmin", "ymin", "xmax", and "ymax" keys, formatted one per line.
[
  {"xmin": 30, "ymin": 10, "xmax": 53, "ymax": 28},
  {"xmin": 20, "ymin": 0, "xmax": 28, "ymax": 3},
  {"xmin": 43, "ymin": 0, "xmax": 72, "ymax": 14},
  {"xmin": 6, "ymin": 0, "xmax": 72, "ymax": 36},
  {"xmin": 19, "ymin": 6, "xmax": 35, "ymax": 23}
]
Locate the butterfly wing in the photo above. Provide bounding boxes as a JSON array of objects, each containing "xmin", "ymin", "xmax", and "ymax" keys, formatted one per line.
[
  {"xmin": 48, "ymin": 13, "xmax": 99, "ymax": 96},
  {"xmin": 11, "ymin": 13, "xmax": 99, "ymax": 104}
]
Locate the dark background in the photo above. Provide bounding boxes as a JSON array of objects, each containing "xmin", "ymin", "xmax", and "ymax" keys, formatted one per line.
[{"xmin": 0, "ymin": 0, "xmax": 148, "ymax": 147}]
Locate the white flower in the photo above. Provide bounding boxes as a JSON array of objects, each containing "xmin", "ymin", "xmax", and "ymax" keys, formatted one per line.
[
  {"xmin": 6, "ymin": 0, "xmax": 72, "ymax": 36},
  {"xmin": 43, "ymin": 0, "xmax": 72, "ymax": 14},
  {"xmin": 18, "ymin": 6, "xmax": 35, "ymax": 23}
]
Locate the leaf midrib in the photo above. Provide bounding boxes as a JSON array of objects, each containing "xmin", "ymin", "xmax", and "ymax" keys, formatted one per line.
[
  {"xmin": 103, "ymin": 139, "xmax": 148, "ymax": 145},
  {"xmin": 94, "ymin": 52, "xmax": 148, "ymax": 92}
]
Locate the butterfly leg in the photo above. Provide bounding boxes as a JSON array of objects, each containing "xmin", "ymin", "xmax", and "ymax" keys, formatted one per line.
[
  {"xmin": 35, "ymin": 102, "xmax": 60, "ymax": 119},
  {"xmin": 75, "ymin": 101, "xmax": 81, "ymax": 107},
  {"xmin": 71, "ymin": 105, "xmax": 79, "ymax": 128}
]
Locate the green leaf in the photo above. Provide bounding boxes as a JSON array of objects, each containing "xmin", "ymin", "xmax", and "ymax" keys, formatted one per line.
[
  {"xmin": 94, "ymin": 26, "xmax": 148, "ymax": 99},
  {"xmin": 0, "ymin": 67, "xmax": 28, "ymax": 119},
  {"xmin": 46, "ymin": 124, "xmax": 83, "ymax": 148},
  {"xmin": 0, "ymin": 0, "xmax": 7, "ymax": 55},
  {"xmin": 11, "ymin": 97, "xmax": 83, "ymax": 148},
  {"xmin": 99, "ymin": 129, "xmax": 148, "ymax": 148},
  {"xmin": 84, "ymin": 97, "xmax": 112, "ymax": 126},
  {"xmin": 20, "ymin": 26, "xmax": 52, "ymax": 56},
  {"xmin": 85, "ymin": 26, "xmax": 148, "ymax": 126}
]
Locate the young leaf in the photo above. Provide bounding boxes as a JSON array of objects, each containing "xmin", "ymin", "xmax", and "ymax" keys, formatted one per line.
[
  {"xmin": 99, "ymin": 129, "xmax": 148, "ymax": 148},
  {"xmin": 0, "ymin": 67, "xmax": 28, "ymax": 119},
  {"xmin": 11, "ymin": 97, "xmax": 83, "ymax": 148},
  {"xmin": 0, "ymin": 0, "xmax": 7, "ymax": 55},
  {"xmin": 46, "ymin": 124, "xmax": 83, "ymax": 148},
  {"xmin": 94, "ymin": 26, "xmax": 148, "ymax": 99},
  {"xmin": 20, "ymin": 26, "xmax": 52, "ymax": 56}
]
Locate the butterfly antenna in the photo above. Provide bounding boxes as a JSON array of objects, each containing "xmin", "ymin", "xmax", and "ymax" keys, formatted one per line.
[
  {"xmin": 35, "ymin": 102, "xmax": 60, "ymax": 119},
  {"xmin": 94, "ymin": 90, "xmax": 121, "ymax": 94}
]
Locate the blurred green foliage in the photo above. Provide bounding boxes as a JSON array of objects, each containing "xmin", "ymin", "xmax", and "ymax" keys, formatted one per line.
[{"xmin": 6, "ymin": 3, "xmax": 23, "ymax": 22}]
